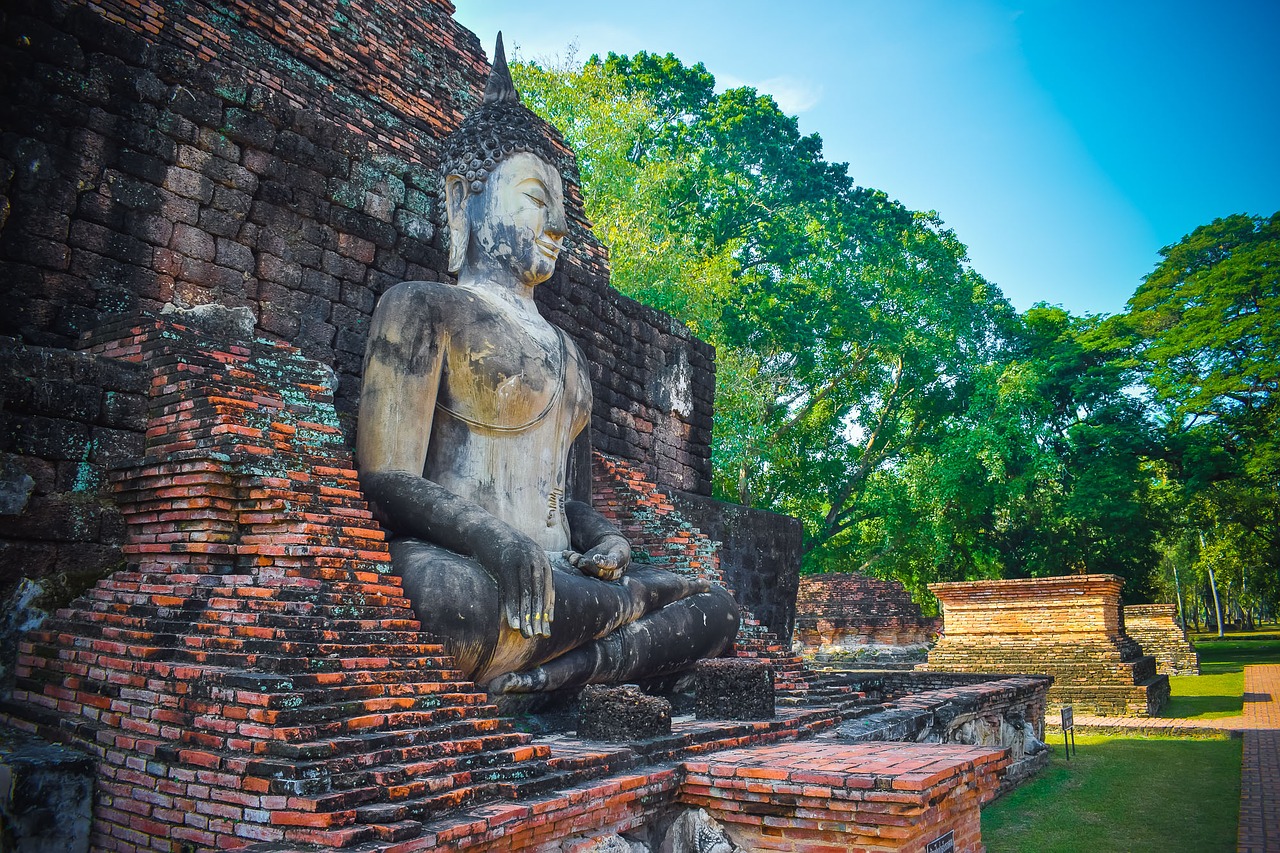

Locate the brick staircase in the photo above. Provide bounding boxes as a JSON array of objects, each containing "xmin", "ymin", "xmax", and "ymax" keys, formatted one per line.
[{"xmin": 5, "ymin": 315, "xmax": 564, "ymax": 849}]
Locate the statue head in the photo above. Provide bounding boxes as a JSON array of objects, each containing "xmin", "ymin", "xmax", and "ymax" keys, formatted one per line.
[{"xmin": 441, "ymin": 34, "xmax": 567, "ymax": 282}]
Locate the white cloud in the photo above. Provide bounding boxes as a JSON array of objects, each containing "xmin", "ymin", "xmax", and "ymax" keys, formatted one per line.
[{"xmin": 717, "ymin": 73, "xmax": 822, "ymax": 115}]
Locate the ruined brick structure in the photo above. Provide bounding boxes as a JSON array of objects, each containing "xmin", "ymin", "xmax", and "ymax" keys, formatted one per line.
[
  {"xmin": 2, "ymin": 313, "xmax": 1005, "ymax": 851},
  {"xmin": 925, "ymin": 575, "xmax": 1171, "ymax": 716},
  {"xmin": 671, "ymin": 492, "xmax": 802, "ymax": 644},
  {"xmin": 0, "ymin": 1, "xmax": 1033, "ymax": 849},
  {"xmin": 793, "ymin": 572, "xmax": 936, "ymax": 658},
  {"xmin": 1124, "ymin": 604, "xmax": 1200, "ymax": 676},
  {"xmin": 0, "ymin": 0, "xmax": 715, "ymax": 624}
]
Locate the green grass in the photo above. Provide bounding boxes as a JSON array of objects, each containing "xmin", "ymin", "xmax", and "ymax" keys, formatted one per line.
[
  {"xmin": 983, "ymin": 734, "xmax": 1242, "ymax": 853},
  {"xmin": 1162, "ymin": 671, "xmax": 1245, "ymax": 718},
  {"xmin": 1159, "ymin": 631, "xmax": 1280, "ymax": 720}
]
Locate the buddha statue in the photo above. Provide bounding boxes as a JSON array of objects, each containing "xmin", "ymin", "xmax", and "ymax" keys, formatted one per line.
[{"xmin": 356, "ymin": 36, "xmax": 739, "ymax": 694}]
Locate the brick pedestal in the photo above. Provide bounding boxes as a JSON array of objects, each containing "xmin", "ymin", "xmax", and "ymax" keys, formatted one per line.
[
  {"xmin": 925, "ymin": 575, "xmax": 1169, "ymax": 716},
  {"xmin": 5, "ymin": 316, "xmax": 551, "ymax": 850},
  {"xmin": 1124, "ymin": 604, "xmax": 1200, "ymax": 676},
  {"xmin": 680, "ymin": 741, "xmax": 1006, "ymax": 853},
  {"xmin": 795, "ymin": 573, "xmax": 935, "ymax": 656}
]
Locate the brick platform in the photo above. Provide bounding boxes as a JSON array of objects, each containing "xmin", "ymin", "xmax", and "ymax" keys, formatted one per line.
[
  {"xmin": 1124, "ymin": 604, "xmax": 1200, "ymax": 676},
  {"xmin": 5, "ymin": 315, "xmax": 554, "ymax": 849},
  {"xmin": 925, "ymin": 575, "xmax": 1169, "ymax": 716},
  {"xmin": 680, "ymin": 741, "xmax": 1005, "ymax": 853}
]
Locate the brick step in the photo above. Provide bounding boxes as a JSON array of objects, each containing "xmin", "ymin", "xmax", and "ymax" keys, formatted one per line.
[
  {"xmin": 263, "ymin": 719, "xmax": 517, "ymax": 760},
  {"xmin": 231, "ymin": 681, "xmax": 487, "ymax": 711},
  {"xmin": 246, "ymin": 742, "xmax": 548, "ymax": 797},
  {"xmin": 263, "ymin": 691, "xmax": 490, "ymax": 728},
  {"xmin": 50, "ymin": 618, "xmax": 434, "ymax": 649},
  {"xmin": 102, "ymin": 570, "xmax": 401, "ymax": 589},
  {"xmin": 247, "ymin": 654, "xmax": 467, "ymax": 676},
  {"xmin": 27, "ymin": 622, "xmax": 451, "ymax": 661},
  {"xmin": 270, "ymin": 707, "xmax": 498, "ymax": 743},
  {"xmin": 498, "ymin": 745, "xmax": 638, "ymax": 798},
  {"xmin": 216, "ymin": 669, "xmax": 477, "ymax": 694},
  {"xmin": 77, "ymin": 584, "xmax": 407, "ymax": 609},
  {"xmin": 381, "ymin": 761, "xmax": 545, "ymax": 804},
  {"xmin": 90, "ymin": 568, "xmax": 404, "ymax": 594},
  {"xmin": 351, "ymin": 781, "xmax": 504, "ymax": 825},
  {"xmin": 776, "ymin": 691, "xmax": 871, "ymax": 713},
  {"xmin": 22, "ymin": 640, "xmax": 465, "ymax": 677},
  {"xmin": 252, "ymin": 616, "xmax": 421, "ymax": 633}
]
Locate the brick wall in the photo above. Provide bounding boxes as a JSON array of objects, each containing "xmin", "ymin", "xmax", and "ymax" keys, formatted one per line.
[
  {"xmin": 1124, "ymin": 604, "xmax": 1200, "ymax": 676},
  {"xmin": 0, "ymin": 0, "xmax": 714, "ymax": 623},
  {"xmin": 670, "ymin": 491, "xmax": 802, "ymax": 643},
  {"xmin": 794, "ymin": 572, "xmax": 935, "ymax": 655},
  {"xmin": 925, "ymin": 575, "xmax": 1171, "ymax": 716},
  {"xmin": 0, "ymin": 336, "xmax": 147, "ymax": 687}
]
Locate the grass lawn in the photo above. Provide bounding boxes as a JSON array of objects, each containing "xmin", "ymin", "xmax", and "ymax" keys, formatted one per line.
[
  {"xmin": 1160, "ymin": 630, "xmax": 1280, "ymax": 720},
  {"xmin": 982, "ymin": 734, "xmax": 1242, "ymax": 853},
  {"xmin": 984, "ymin": 629, "xmax": 1280, "ymax": 851}
]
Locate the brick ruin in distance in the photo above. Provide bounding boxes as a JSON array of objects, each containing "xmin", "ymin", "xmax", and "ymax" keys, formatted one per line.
[
  {"xmin": 925, "ymin": 575, "xmax": 1171, "ymax": 716},
  {"xmin": 793, "ymin": 572, "xmax": 937, "ymax": 662}
]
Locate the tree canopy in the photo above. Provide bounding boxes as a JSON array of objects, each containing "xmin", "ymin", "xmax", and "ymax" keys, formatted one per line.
[{"xmin": 512, "ymin": 51, "xmax": 1280, "ymax": 615}]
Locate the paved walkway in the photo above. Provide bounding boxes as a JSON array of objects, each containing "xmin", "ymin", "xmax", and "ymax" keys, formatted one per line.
[
  {"xmin": 1046, "ymin": 664, "xmax": 1280, "ymax": 853},
  {"xmin": 1238, "ymin": 665, "xmax": 1280, "ymax": 853}
]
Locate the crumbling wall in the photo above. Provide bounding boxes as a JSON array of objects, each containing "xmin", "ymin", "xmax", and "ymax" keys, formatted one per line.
[
  {"xmin": 926, "ymin": 575, "xmax": 1171, "ymax": 716},
  {"xmin": 0, "ymin": 0, "xmax": 715, "ymax": 644},
  {"xmin": 793, "ymin": 572, "xmax": 935, "ymax": 658},
  {"xmin": 671, "ymin": 491, "xmax": 802, "ymax": 643}
]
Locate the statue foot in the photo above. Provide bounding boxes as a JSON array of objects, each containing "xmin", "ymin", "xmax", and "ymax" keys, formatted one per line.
[{"xmin": 487, "ymin": 666, "xmax": 549, "ymax": 694}]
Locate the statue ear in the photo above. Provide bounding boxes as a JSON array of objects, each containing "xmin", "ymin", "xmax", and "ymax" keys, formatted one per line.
[{"xmin": 444, "ymin": 174, "xmax": 470, "ymax": 275}]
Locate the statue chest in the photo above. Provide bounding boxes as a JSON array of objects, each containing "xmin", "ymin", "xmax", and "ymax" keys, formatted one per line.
[{"xmin": 436, "ymin": 326, "xmax": 590, "ymax": 436}]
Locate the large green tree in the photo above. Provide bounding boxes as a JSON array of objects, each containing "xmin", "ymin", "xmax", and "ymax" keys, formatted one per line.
[
  {"xmin": 512, "ymin": 49, "xmax": 1225, "ymax": 605},
  {"xmin": 842, "ymin": 305, "xmax": 1164, "ymax": 601},
  {"xmin": 1127, "ymin": 212, "xmax": 1280, "ymax": 613},
  {"xmin": 515, "ymin": 52, "xmax": 1011, "ymax": 570}
]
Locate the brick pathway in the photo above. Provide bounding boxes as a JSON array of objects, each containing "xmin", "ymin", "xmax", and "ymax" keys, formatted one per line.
[
  {"xmin": 1047, "ymin": 664, "xmax": 1280, "ymax": 853},
  {"xmin": 1238, "ymin": 665, "xmax": 1280, "ymax": 853}
]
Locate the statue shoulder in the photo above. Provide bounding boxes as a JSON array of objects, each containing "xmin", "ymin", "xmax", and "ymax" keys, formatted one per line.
[
  {"xmin": 371, "ymin": 280, "xmax": 476, "ymax": 334},
  {"xmin": 375, "ymin": 279, "xmax": 461, "ymax": 314}
]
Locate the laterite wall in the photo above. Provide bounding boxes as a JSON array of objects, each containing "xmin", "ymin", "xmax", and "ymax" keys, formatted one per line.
[{"xmin": 0, "ymin": 0, "xmax": 715, "ymax": 645}]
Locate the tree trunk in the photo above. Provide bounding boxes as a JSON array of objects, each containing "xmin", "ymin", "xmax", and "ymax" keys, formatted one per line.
[
  {"xmin": 1208, "ymin": 566, "xmax": 1224, "ymax": 638},
  {"xmin": 1173, "ymin": 560, "xmax": 1187, "ymax": 632}
]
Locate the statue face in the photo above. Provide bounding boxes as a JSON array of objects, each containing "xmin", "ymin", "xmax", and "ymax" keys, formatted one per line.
[{"xmin": 463, "ymin": 152, "xmax": 567, "ymax": 287}]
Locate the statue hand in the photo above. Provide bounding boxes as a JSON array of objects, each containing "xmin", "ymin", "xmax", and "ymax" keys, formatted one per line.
[
  {"xmin": 494, "ymin": 538, "xmax": 554, "ymax": 639},
  {"xmin": 564, "ymin": 534, "xmax": 629, "ymax": 582}
]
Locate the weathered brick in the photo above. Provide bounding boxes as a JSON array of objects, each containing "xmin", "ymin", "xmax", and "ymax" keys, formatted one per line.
[
  {"xmin": 169, "ymin": 223, "xmax": 214, "ymax": 261},
  {"xmin": 164, "ymin": 166, "xmax": 213, "ymax": 203},
  {"xmin": 215, "ymin": 238, "xmax": 254, "ymax": 274}
]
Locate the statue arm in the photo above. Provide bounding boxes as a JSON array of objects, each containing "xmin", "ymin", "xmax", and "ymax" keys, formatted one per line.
[
  {"xmin": 564, "ymin": 499, "xmax": 631, "ymax": 582},
  {"xmin": 360, "ymin": 470, "xmax": 554, "ymax": 637},
  {"xmin": 356, "ymin": 282, "xmax": 553, "ymax": 638}
]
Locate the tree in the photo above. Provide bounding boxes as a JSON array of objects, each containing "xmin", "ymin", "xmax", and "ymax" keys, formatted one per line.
[
  {"xmin": 1126, "ymin": 213, "xmax": 1280, "ymax": 612},
  {"xmin": 511, "ymin": 49, "xmax": 1180, "ymax": 601},
  {"xmin": 839, "ymin": 305, "xmax": 1164, "ymax": 601}
]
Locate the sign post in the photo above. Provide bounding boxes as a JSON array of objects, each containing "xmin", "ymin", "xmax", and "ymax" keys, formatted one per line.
[{"xmin": 1060, "ymin": 706, "xmax": 1076, "ymax": 760}]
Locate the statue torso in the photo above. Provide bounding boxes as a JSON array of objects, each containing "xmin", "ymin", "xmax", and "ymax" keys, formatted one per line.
[{"xmin": 424, "ymin": 283, "xmax": 591, "ymax": 550}]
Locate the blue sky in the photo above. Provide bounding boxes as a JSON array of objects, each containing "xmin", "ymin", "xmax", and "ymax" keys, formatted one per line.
[{"xmin": 452, "ymin": 1, "xmax": 1280, "ymax": 316}]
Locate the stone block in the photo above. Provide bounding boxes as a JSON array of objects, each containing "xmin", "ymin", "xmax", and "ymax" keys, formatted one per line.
[
  {"xmin": 695, "ymin": 658, "xmax": 774, "ymax": 720},
  {"xmin": 0, "ymin": 726, "xmax": 94, "ymax": 853},
  {"xmin": 577, "ymin": 684, "xmax": 671, "ymax": 741}
]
